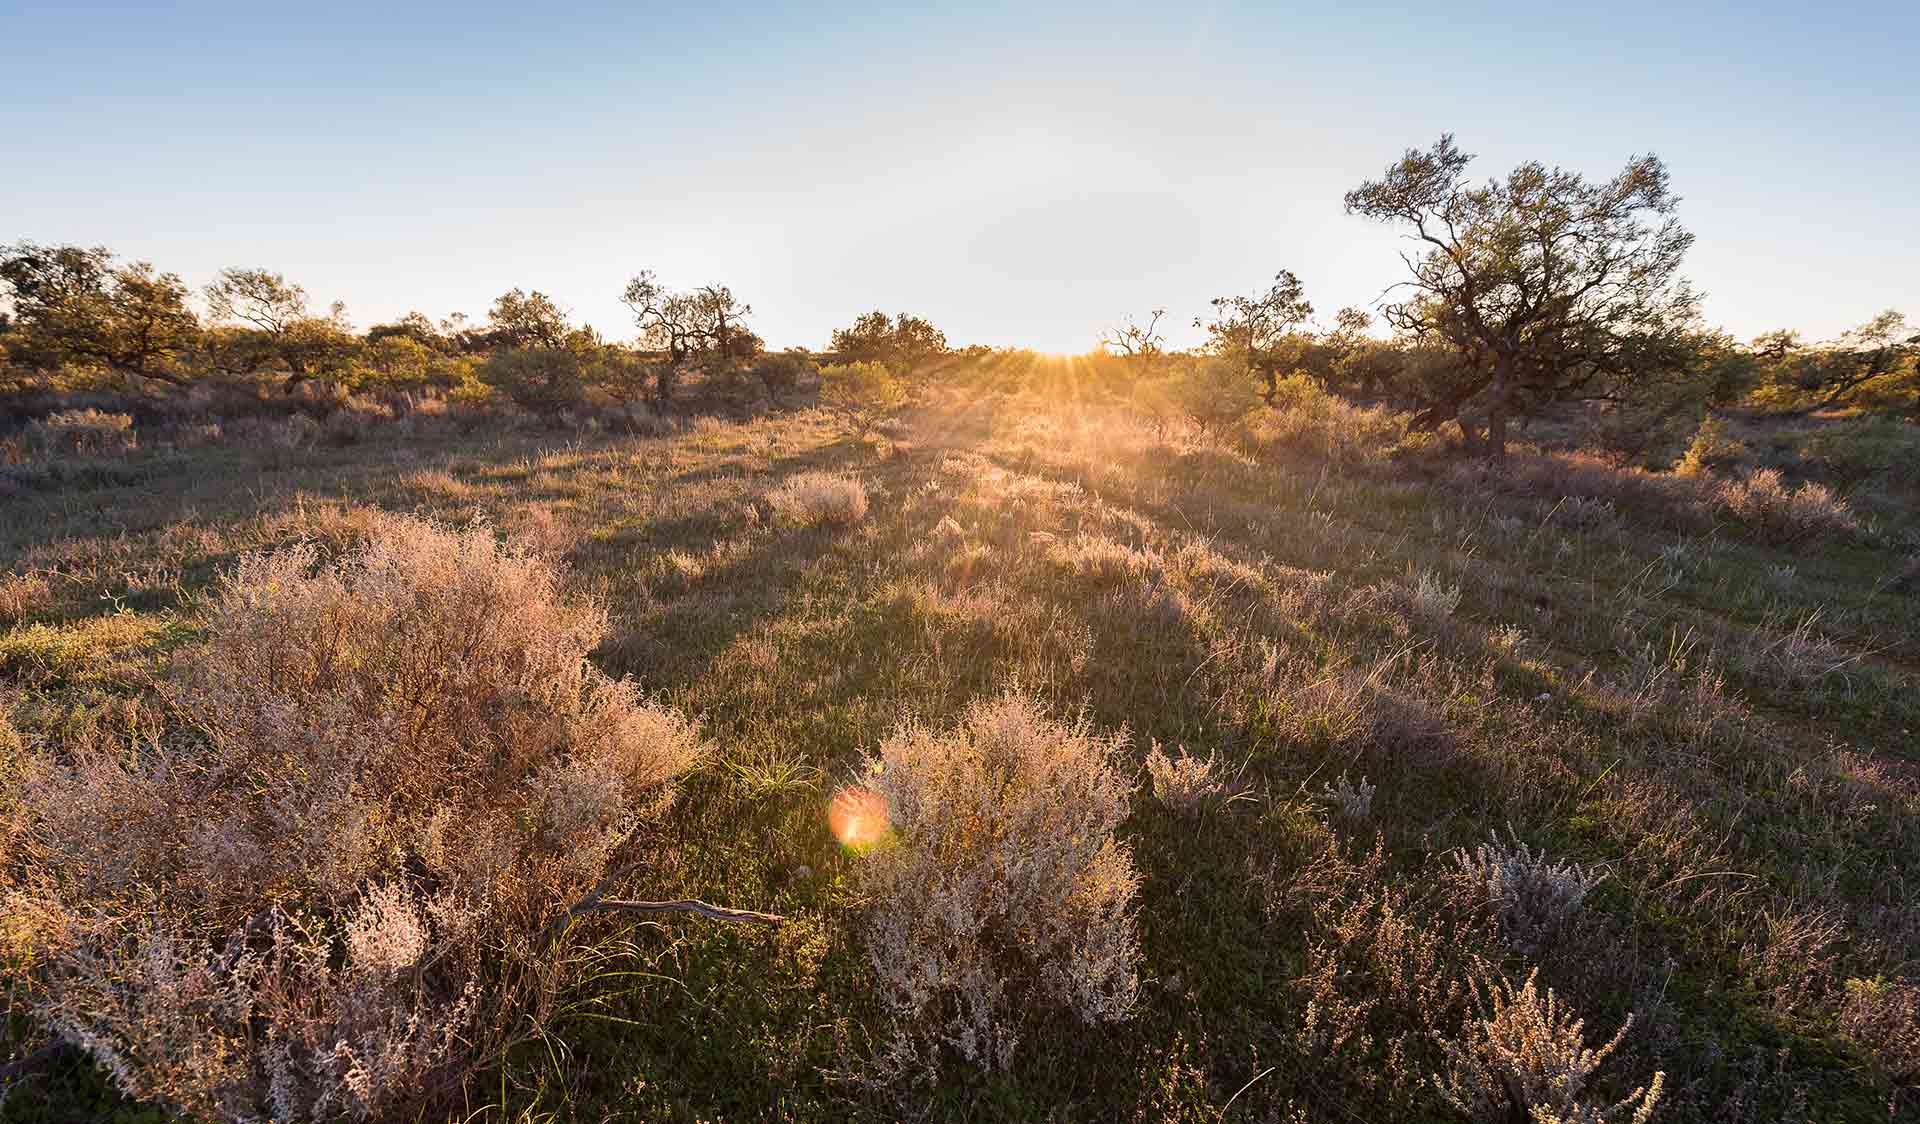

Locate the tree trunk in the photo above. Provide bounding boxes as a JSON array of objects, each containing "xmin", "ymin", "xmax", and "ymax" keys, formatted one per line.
[{"xmin": 1484, "ymin": 359, "xmax": 1513, "ymax": 461}]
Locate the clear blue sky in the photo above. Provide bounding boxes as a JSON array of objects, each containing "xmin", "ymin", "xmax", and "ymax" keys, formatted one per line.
[{"xmin": 5, "ymin": 1, "xmax": 1915, "ymax": 353}]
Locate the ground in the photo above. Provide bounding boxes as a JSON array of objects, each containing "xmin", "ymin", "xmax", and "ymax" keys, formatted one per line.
[{"xmin": 3, "ymin": 383, "xmax": 1917, "ymax": 1121}]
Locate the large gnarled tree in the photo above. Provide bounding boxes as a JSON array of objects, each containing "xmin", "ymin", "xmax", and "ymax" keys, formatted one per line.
[{"xmin": 1345, "ymin": 136, "xmax": 1700, "ymax": 458}]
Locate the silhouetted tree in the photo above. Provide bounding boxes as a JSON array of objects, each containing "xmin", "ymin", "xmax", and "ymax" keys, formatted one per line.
[
  {"xmin": 1198, "ymin": 272, "xmax": 1313, "ymax": 405},
  {"xmin": 1100, "ymin": 310, "xmax": 1167, "ymax": 358},
  {"xmin": 829, "ymin": 311, "xmax": 947, "ymax": 373},
  {"xmin": 1345, "ymin": 135, "xmax": 1699, "ymax": 458}
]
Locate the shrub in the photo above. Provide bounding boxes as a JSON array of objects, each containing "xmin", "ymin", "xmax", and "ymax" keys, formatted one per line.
[
  {"xmin": 1238, "ymin": 373, "xmax": 1407, "ymax": 466},
  {"xmin": 1673, "ymin": 414, "xmax": 1747, "ymax": 475},
  {"xmin": 1157, "ymin": 357, "xmax": 1258, "ymax": 436},
  {"xmin": 1837, "ymin": 976, "xmax": 1920, "ymax": 1080},
  {"xmin": 1437, "ymin": 970, "xmax": 1664, "ymax": 1124},
  {"xmin": 1453, "ymin": 834, "xmax": 1603, "ymax": 953},
  {"xmin": 1713, "ymin": 467, "xmax": 1859, "ymax": 543},
  {"xmin": 1732, "ymin": 608, "xmax": 1859, "ymax": 694},
  {"xmin": 751, "ymin": 351, "xmax": 817, "ymax": 395},
  {"xmin": 766, "ymin": 470, "xmax": 869, "ymax": 526},
  {"xmin": 0, "ymin": 571, "xmax": 54, "ymax": 623},
  {"xmin": 1319, "ymin": 773, "xmax": 1376, "ymax": 821},
  {"xmin": 480, "ymin": 346, "xmax": 588, "ymax": 419},
  {"xmin": 2, "ymin": 513, "xmax": 704, "ymax": 1122},
  {"xmin": 854, "ymin": 693, "xmax": 1140, "ymax": 1075},
  {"xmin": 1801, "ymin": 415, "xmax": 1920, "ymax": 490},
  {"xmin": 24, "ymin": 410, "xmax": 136, "ymax": 457},
  {"xmin": 818, "ymin": 360, "xmax": 906, "ymax": 436},
  {"xmin": 1143, "ymin": 742, "xmax": 1224, "ymax": 816}
]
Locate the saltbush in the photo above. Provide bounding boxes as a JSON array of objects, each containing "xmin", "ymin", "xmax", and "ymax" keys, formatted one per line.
[
  {"xmin": 855, "ymin": 693, "xmax": 1140, "ymax": 1075},
  {"xmin": 2, "ymin": 513, "xmax": 703, "ymax": 1122}
]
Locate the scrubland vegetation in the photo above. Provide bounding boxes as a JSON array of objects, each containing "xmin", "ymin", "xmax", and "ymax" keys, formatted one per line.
[{"xmin": 3, "ymin": 138, "xmax": 1918, "ymax": 1121}]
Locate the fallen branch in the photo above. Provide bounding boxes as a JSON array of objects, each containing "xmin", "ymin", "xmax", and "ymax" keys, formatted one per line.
[
  {"xmin": 578, "ymin": 898, "xmax": 787, "ymax": 925},
  {"xmin": 547, "ymin": 865, "xmax": 786, "ymax": 938}
]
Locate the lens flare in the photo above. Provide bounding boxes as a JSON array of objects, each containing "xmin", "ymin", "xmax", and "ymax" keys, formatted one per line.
[{"xmin": 829, "ymin": 785, "xmax": 890, "ymax": 851}]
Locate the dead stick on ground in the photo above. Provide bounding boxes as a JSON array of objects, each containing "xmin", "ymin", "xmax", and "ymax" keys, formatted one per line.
[{"xmin": 579, "ymin": 899, "xmax": 786, "ymax": 925}]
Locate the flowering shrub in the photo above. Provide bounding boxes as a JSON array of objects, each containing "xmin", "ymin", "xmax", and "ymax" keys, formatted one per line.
[
  {"xmin": 855, "ymin": 693, "xmax": 1140, "ymax": 1075},
  {"xmin": 2, "ymin": 513, "xmax": 703, "ymax": 1122}
]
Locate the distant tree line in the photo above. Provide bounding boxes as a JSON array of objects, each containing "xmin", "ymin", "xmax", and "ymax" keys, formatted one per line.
[{"xmin": 4, "ymin": 136, "xmax": 1913, "ymax": 449}]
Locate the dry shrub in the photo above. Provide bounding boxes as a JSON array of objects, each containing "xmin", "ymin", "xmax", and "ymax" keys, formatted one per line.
[
  {"xmin": 1436, "ymin": 970, "xmax": 1664, "ymax": 1124},
  {"xmin": 1445, "ymin": 451, "xmax": 1708, "ymax": 534},
  {"xmin": 2, "ymin": 512, "xmax": 703, "ymax": 1122},
  {"xmin": 855, "ymin": 693, "xmax": 1140, "ymax": 1076},
  {"xmin": 766, "ymin": 470, "xmax": 869, "ymax": 526},
  {"xmin": 1453, "ymin": 833, "xmax": 1604, "ymax": 954},
  {"xmin": 1048, "ymin": 533, "xmax": 1161, "ymax": 587},
  {"xmin": 1713, "ymin": 467, "xmax": 1859, "ymax": 543},
  {"xmin": 25, "ymin": 409, "xmax": 137, "ymax": 457},
  {"xmin": 1143, "ymin": 742, "xmax": 1224, "ymax": 816}
]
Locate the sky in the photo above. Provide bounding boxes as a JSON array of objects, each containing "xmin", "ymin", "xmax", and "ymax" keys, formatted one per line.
[{"xmin": 4, "ymin": 1, "xmax": 1916, "ymax": 354}]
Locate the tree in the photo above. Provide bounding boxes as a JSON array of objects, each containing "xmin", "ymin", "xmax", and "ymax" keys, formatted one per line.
[
  {"xmin": 1100, "ymin": 310, "xmax": 1167, "ymax": 358},
  {"xmin": 1198, "ymin": 272, "xmax": 1314, "ymax": 405},
  {"xmin": 1345, "ymin": 135, "xmax": 1700, "ymax": 458},
  {"xmin": 206, "ymin": 268, "xmax": 306, "ymax": 335},
  {"xmin": 829, "ymin": 311, "xmax": 948, "ymax": 373},
  {"xmin": 366, "ymin": 310, "xmax": 445, "ymax": 351},
  {"xmin": 1754, "ymin": 310, "xmax": 1917, "ymax": 416},
  {"xmin": 0, "ymin": 242, "xmax": 199, "ymax": 383},
  {"xmin": 486, "ymin": 288, "xmax": 570, "ymax": 350},
  {"xmin": 622, "ymin": 272, "xmax": 756, "ymax": 403},
  {"xmin": 206, "ymin": 268, "xmax": 357, "ymax": 384},
  {"xmin": 1322, "ymin": 307, "xmax": 1402, "ymax": 400}
]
